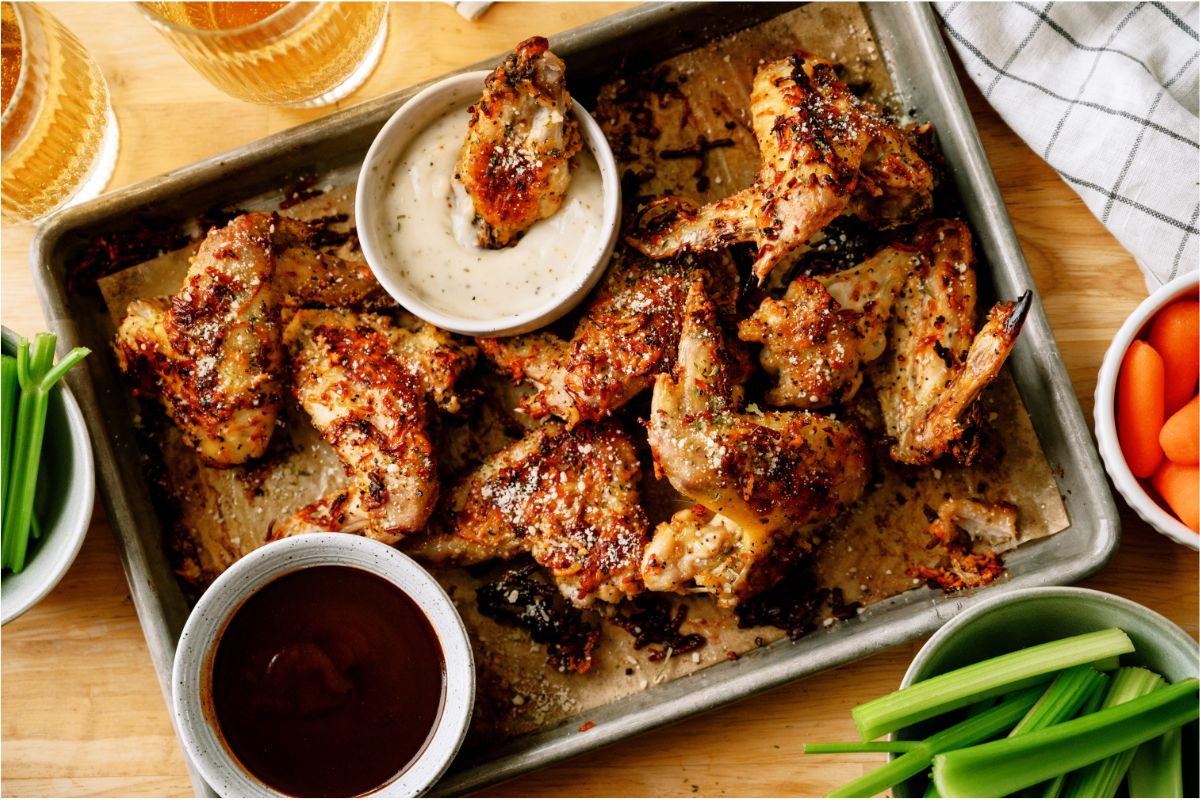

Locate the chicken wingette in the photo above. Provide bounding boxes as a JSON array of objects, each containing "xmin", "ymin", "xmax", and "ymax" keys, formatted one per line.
[
  {"xmin": 456, "ymin": 36, "xmax": 582, "ymax": 248},
  {"xmin": 114, "ymin": 213, "xmax": 383, "ymax": 467},
  {"xmin": 626, "ymin": 52, "xmax": 932, "ymax": 284}
]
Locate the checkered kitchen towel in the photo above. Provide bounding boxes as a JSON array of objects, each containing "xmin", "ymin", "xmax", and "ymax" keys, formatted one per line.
[{"xmin": 935, "ymin": 2, "xmax": 1200, "ymax": 289}]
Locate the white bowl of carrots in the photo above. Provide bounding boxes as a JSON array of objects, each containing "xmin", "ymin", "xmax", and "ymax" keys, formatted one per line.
[{"xmin": 1094, "ymin": 272, "xmax": 1199, "ymax": 550}]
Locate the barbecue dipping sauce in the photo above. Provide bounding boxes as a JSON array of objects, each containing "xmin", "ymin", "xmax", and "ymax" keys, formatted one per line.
[{"xmin": 211, "ymin": 566, "xmax": 445, "ymax": 797}]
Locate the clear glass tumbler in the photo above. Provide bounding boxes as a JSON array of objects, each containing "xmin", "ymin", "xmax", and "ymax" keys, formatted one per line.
[
  {"xmin": 136, "ymin": 2, "xmax": 389, "ymax": 107},
  {"xmin": 1, "ymin": 2, "xmax": 119, "ymax": 224}
]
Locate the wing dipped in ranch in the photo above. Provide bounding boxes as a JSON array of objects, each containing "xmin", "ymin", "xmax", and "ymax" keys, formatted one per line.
[{"xmin": 456, "ymin": 36, "xmax": 582, "ymax": 249}]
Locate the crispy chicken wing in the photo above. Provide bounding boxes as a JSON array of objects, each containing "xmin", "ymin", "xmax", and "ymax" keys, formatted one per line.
[
  {"xmin": 268, "ymin": 310, "xmax": 476, "ymax": 543},
  {"xmin": 738, "ymin": 245, "xmax": 917, "ymax": 409},
  {"xmin": 478, "ymin": 247, "xmax": 738, "ymax": 426},
  {"xmin": 626, "ymin": 52, "xmax": 932, "ymax": 284},
  {"xmin": 871, "ymin": 220, "xmax": 1032, "ymax": 465},
  {"xmin": 405, "ymin": 421, "xmax": 649, "ymax": 607},
  {"xmin": 456, "ymin": 36, "xmax": 582, "ymax": 249},
  {"xmin": 114, "ymin": 213, "xmax": 383, "ymax": 467},
  {"xmin": 643, "ymin": 279, "xmax": 869, "ymax": 605}
]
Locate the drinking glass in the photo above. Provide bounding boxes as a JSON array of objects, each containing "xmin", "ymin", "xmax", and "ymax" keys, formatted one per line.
[
  {"xmin": 137, "ymin": 2, "xmax": 388, "ymax": 107},
  {"xmin": 1, "ymin": 2, "xmax": 119, "ymax": 224}
]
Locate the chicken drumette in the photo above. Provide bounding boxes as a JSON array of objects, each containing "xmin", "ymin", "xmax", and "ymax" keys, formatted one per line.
[
  {"xmin": 643, "ymin": 279, "xmax": 870, "ymax": 606},
  {"xmin": 456, "ymin": 36, "xmax": 582, "ymax": 248},
  {"xmin": 870, "ymin": 220, "xmax": 1031, "ymax": 465},
  {"xmin": 626, "ymin": 52, "xmax": 933, "ymax": 284},
  {"xmin": 114, "ymin": 213, "xmax": 384, "ymax": 467},
  {"xmin": 405, "ymin": 420, "xmax": 649, "ymax": 607},
  {"xmin": 268, "ymin": 310, "xmax": 476, "ymax": 543}
]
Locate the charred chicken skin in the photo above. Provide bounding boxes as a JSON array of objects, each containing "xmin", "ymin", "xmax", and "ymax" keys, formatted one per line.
[
  {"xmin": 406, "ymin": 420, "xmax": 649, "ymax": 607},
  {"xmin": 114, "ymin": 212, "xmax": 384, "ymax": 467},
  {"xmin": 269, "ymin": 310, "xmax": 476, "ymax": 544},
  {"xmin": 456, "ymin": 36, "xmax": 582, "ymax": 248},
  {"xmin": 625, "ymin": 52, "xmax": 933, "ymax": 284},
  {"xmin": 643, "ymin": 278, "xmax": 870, "ymax": 606},
  {"xmin": 870, "ymin": 220, "xmax": 1032, "ymax": 465},
  {"xmin": 478, "ymin": 246, "xmax": 739, "ymax": 426}
]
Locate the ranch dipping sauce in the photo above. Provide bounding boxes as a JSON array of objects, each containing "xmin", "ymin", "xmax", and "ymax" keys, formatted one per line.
[{"xmin": 380, "ymin": 101, "xmax": 605, "ymax": 321}]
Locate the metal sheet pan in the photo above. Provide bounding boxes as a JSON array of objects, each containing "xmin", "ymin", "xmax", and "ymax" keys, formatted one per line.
[{"xmin": 30, "ymin": 3, "xmax": 1119, "ymax": 795}]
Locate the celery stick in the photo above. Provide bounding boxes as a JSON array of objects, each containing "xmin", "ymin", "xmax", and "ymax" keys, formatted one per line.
[
  {"xmin": 1127, "ymin": 727, "xmax": 1182, "ymax": 798},
  {"xmin": 804, "ymin": 741, "xmax": 919, "ymax": 754},
  {"xmin": 1009, "ymin": 665, "xmax": 1107, "ymax": 737},
  {"xmin": 828, "ymin": 687, "xmax": 1043, "ymax": 798},
  {"xmin": 1041, "ymin": 672, "xmax": 1109, "ymax": 798},
  {"xmin": 1063, "ymin": 668, "xmax": 1165, "ymax": 797},
  {"xmin": 851, "ymin": 629, "xmax": 1134, "ymax": 740},
  {"xmin": 932, "ymin": 679, "xmax": 1199, "ymax": 798},
  {"xmin": 1, "ymin": 354, "xmax": 17, "ymax": 515}
]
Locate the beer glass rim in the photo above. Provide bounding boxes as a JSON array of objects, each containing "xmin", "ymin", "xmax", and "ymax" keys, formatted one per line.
[
  {"xmin": 135, "ymin": 1, "xmax": 321, "ymax": 40},
  {"xmin": 1, "ymin": 1, "xmax": 31, "ymax": 133}
]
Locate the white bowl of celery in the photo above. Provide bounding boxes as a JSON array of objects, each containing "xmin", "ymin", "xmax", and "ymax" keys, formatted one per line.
[
  {"xmin": 805, "ymin": 586, "xmax": 1198, "ymax": 798},
  {"xmin": 1, "ymin": 326, "xmax": 93, "ymax": 625}
]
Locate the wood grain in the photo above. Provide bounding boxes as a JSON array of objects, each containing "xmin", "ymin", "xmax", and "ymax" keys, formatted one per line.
[{"xmin": 1, "ymin": 4, "xmax": 1195, "ymax": 797}]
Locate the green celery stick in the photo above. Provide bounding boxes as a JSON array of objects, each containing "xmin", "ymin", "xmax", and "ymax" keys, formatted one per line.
[
  {"xmin": 1040, "ymin": 672, "xmax": 1109, "ymax": 798},
  {"xmin": 828, "ymin": 687, "xmax": 1044, "ymax": 798},
  {"xmin": 932, "ymin": 679, "xmax": 1199, "ymax": 798},
  {"xmin": 1127, "ymin": 726, "xmax": 1182, "ymax": 798},
  {"xmin": 1063, "ymin": 668, "xmax": 1165, "ymax": 797},
  {"xmin": 851, "ymin": 629, "xmax": 1135, "ymax": 740},
  {"xmin": 1, "ymin": 354, "xmax": 17, "ymax": 515},
  {"xmin": 1009, "ymin": 665, "xmax": 1108, "ymax": 737}
]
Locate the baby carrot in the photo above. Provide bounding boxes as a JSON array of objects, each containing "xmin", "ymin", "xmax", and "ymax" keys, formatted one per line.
[
  {"xmin": 1160, "ymin": 395, "xmax": 1198, "ymax": 465},
  {"xmin": 1117, "ymin": 340, "xmax": 1165, "ymax": 478},
  {"xmin": 1151, "ymin": 461, "xmax": 1199, "ymax": 531},
  {"xmin": 1148, "ymin": 299, "xmax": 1199, "ymax": 415}
]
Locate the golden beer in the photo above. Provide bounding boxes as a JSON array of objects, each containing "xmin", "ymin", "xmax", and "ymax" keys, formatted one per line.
[
  {"xmin": 138, "ymin": 2, "xmax": 388, "ymax": 107},
  {"xmin": 1, "ymin": 2, "xmax": 119, "ymax": 224}
]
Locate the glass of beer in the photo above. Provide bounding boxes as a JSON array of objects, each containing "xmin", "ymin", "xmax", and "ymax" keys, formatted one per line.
[
  {"xmin": 1, "ymin": 2, "xmax": 119, "ymax": 224},
  {"xmin": 137, "ymin": 2, "xmax": 388, "ymax": 107}
]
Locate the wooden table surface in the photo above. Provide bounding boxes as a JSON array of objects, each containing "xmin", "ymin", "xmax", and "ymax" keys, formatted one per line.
[{"xmin": 1, "ymin": 3, "xmax": 1196, "ymax": 797}]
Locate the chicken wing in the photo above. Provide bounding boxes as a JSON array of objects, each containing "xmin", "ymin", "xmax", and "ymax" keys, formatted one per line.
[
  {"xmin": 737, "ymin": 245, "xmax": 917, "ymax": 409},
  {"xmin": 643, "ymin": 278, "xmax": 870, "ymax": 605},
  {"xmin": 114, "ymin": 213, "xmax": 383, "ymax": 467},
  {"xmin": 478, "ymin": 246, "xmax": 738, "ymax": 426},
  {"xmin": 871, "ymin": 220, "xmax": 1032, "ymax": 465},
  {"xmin": 626, "ymin": 52, "xmax": 933, "ymax": 284},
  {"xmin": 456, "ymin": 36, "xmax": 582, "ymax": 248},
  {"xmin": 405, "ymin": 421, "xmax": 649, "ymax": 607},
  {"xmin": 268, "ymin": 310, "xmax": 476, "ymax": 543}
]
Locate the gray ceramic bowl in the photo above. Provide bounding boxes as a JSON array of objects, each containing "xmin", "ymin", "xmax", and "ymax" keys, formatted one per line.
[
  {"xmin": 357, "ymin": 69, "xmax": 621, "ymax": 338},
  {"xmin": 892, "ymin": 586, "xmax": 1199, "ymax": 797},
  {"xmin": 172, "ymin": 533, "xmax": 475, "ymax": 797},
  {"xmin": 1, "ymin": 326, "xmax": 95, "ymax": 626}
]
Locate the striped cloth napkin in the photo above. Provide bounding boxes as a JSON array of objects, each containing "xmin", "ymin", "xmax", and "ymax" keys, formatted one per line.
[{"xmin": 935, "ymin": 2, "xmax": 1200, "ymax": 289}]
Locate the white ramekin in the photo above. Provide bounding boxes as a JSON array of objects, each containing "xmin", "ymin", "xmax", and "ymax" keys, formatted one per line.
[
  {"xmin": 1094, "ymin": 271, "xmax": 1199, "ymax": 551},
  {"xmin": 172, "ymin": 534, "xmax": 475, "ymax": 797},
  {"xmin": 356, "ymin": 70, "xmax": 620, "ymax": 337}
]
